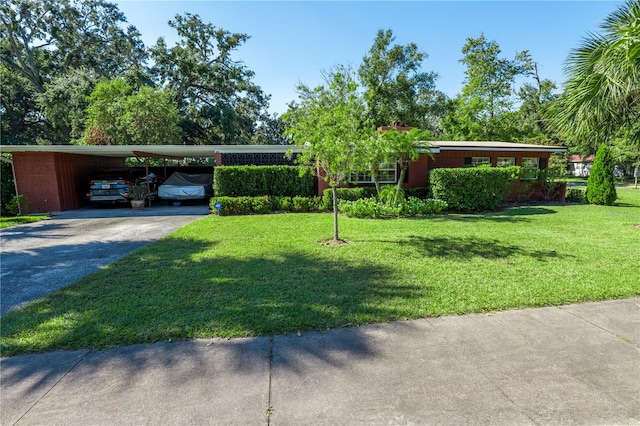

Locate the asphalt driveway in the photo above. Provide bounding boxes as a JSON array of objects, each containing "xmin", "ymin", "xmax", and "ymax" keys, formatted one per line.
[{"xmin": 0, "ymin": 205, "xmax": 209, "ymax": 316}]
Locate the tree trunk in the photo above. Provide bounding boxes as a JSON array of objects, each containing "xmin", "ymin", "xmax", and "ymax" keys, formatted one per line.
[
  {"xmin": 372, "ymin": 166, "xmax": 381, "ymax": 199},
  {"xmin": 396, "ymin": 164, "xmax": 407, "ymax": 204},
  {"xmin": 635, "ymin": 165, "xmax": 639, "ymax": 189},
  {"xmin": 332, "ymin": 186, "xmax": 339, "ymax": 241}
]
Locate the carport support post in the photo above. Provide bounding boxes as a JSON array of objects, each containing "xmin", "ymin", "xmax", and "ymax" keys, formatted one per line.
[{"xmin": 145, "ymin": 157, "xmax": 151, "ymax": 208}]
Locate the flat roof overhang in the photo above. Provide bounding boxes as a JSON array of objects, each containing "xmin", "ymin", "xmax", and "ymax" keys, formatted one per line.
[
  {"xmin": 0, "ymin": 144, "xmax": 302, "ymax": 158},
  {"xmin": 0, "ymin": 141, "xmax": 566, "ymax": 158},
  {"xmin": 429, "ymin": 141, "xmax": 567, "ymax": 153}
]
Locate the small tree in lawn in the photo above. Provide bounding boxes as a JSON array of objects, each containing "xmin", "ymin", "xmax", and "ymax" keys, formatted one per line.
[
  {"xmin": 379, "ymin": 127, "xmax": 434, "ymax": 203},
  {"xmin": 587, "ymin": 143, "xmax": 617, "ymax": 205},
  {"xmin": 285, "ymin": 67, "xmax": 372, "ymax": 243}
]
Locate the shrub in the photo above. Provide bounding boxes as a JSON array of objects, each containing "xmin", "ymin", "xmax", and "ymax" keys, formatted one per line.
[
  {"xmin": 339, "ymin": 197, "xmax": 447, "ymax": 219},
  {"xmin": 210, "ymin": 196, "xmax": 321, "ymax": 215},
  {"xmin": 429, "ymin": 167, "xmax": 516, "ymax": 212},
  {"xmin": 1, "ymin": 157, "xmax": 16, "ymax": 216},
  {"xmin": 291, "ymin": 196, "xmax": 322, "ymax": 212},
  {"xmin": 321, "ymin": 187, "xmax": 376, "ymax": 210},
  {"xmin": 272, "ymin": 196, "xmax": 291, "ymax": 211},
  {"xmin": 251, "ymin": 196, "xmax": 274, "ymax": 214},
  {"xmin": 565, "ymin": 187, "xmax": 586, "ymax": 203},
  {"xmin": 213, "ymin": 166, "xmax": 315, "ymax": 197},
  {"xmin": 586, "ymin": 144, "xmax": 617, "ymax": 205},
  {"xmin": 379, "ymin": 185, "xmax": 405, "ymax": 205},
  {"xmin": 400, "ymin": 198, "xmax": 448, "ymax": 216},
  {"xmin": 339, "ymin": 197, "xmax": 399, "ymax": 218},
  {"xmin": 5, "ymin": 195, "xmax": 30, "ymax": 216},
  {"xmin": 405, "ymin": 186, "xmax": 432, "ymax": 199},
  {"xmin": 539, "ymin": 154, "xmax": 568, "ymax": 201}
]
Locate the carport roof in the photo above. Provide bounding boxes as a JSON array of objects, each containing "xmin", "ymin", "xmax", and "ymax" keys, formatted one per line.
[
  {"xmin": 0, "ymin": 141, "xmax": 566, "ymax": 158},
  {"xmin": 0, "ymin": 144, "xmax": 301, "ymax": 158}
]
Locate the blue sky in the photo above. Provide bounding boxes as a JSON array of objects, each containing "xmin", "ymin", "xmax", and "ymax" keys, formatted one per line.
[{"xmin": 114, "ymin": 1, "xmax": 623, "ymax": 115}]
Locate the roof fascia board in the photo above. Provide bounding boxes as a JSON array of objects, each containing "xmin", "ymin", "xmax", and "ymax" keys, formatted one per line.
[
  {"xmin": 435, "ymin": 146, "xmax": 567, "ymax": 153},
  {"xmin": 213, "ymin": 145, "xmax": 301, "ymax": 153}
]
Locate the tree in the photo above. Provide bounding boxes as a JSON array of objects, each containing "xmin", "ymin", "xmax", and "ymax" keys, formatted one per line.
[
  {"xmin": 442, "ymin": 34, "xmax": 529, "ymax": 141},
  {"xmin": 251, "ymin": 113, "xmax": 288, "ymax": 145},
  {"xmin": 551, "ymin": 0, "xmax": 640, "ymax": 153},
  {"xmin": 285, "ymin": 67, "xmax": 374, "ymax": 243},
  {"xmin": 150, "ymin": 13, "xmax": 269, "ymax": 145},
  {"xmin": 83, "ymin": 78, "xmax": 132, "ymax": 144},
  {"xmin": 37, "ymin": 68, "xmax": 96, "ymax": 141},
  {"xmin": 121, "ymin": 86, "xmax": 182, "ymax": 145},
  {"xmin": 0, "ymin": 64, "xmax": 41, "ymax": 144},
  {"xmin": 587, "ymin": 144, "xmax": 617, "ymax": 205},
  {"xmin": 0, "ymin": 0, "xmax": 147, "ymax": 143},
  {"xmin": 378, "ymin": 127, "xmax": 433, "ymax": 201},
  {"xmin": 516, "ymin": 62, "xmax": 562, "ymax": 143},
  {"xmin": 611, "ymin": 132, "xmax": 640, "ymax": 188},
  {"xmin": 83, "ymin": 78, "xmax": 181, "ymax": 145},
  {"xmin": 358, "ymin": 29, "xmax": 445, "ymax": 132}
]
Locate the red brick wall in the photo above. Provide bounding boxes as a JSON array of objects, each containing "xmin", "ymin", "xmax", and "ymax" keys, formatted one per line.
[
  {"xmin": 506, "ymin": 182, "xmax": 567, "ymax": 202},
  {"xmin": 405, "ymin": 154, "xmax": 430, "ymax": 188},
  {"xmin": 305, "ymin": 150, "xmax": 556, "ymax": 198},
  {"xmin": 13, "ymin": 153, "xmax": 60, "ymax": 213},
  {"xmin": 13, "ymin": 152, "xmax": 124, "ymax": 213},
  {"xmin": 316, "ymin": 165, "xmax": 331, "ymax": 196},
  {"xmin": 428, "ymin": 150, "xmax": 552, "ymax": 169}
]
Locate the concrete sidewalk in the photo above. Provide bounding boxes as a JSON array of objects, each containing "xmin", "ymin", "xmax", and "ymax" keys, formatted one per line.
[{"xmin": 2, "ymin": 297, "xmax": 639, "ymax": 425}]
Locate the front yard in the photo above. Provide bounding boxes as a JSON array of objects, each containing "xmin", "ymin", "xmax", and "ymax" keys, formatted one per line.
[
  {"xmin": 1, "ymin": 190, "xmax": 639, "ymax": 356},
  {"xmin": 0, "ymin": 215, "xmax": 48, "ymax": 229}
]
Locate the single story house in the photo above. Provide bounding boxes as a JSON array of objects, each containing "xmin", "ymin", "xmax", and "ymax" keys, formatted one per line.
[
  {"xmin": 1, "ymin": 140, "xmax": 566, "ymax": 213},
  {"xmin": 567, "ymin": 155, "xmax": 594, "ymax": 177}
]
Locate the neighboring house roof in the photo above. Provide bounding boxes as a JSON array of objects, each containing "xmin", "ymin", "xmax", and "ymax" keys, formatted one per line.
[{"xmin": 568, "ymin": 154, "xmax": 594, "ymax": 163}]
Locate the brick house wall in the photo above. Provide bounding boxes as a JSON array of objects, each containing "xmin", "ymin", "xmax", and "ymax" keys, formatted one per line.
[
  {"xmin": 427, "ymin": 150, "xmax": 552, "ymax": 169},
  {"xmin": 314, "ymin": 149, "xmax": 558, "ymax": 199},
  {"xmin": 13, "ymin": 152, "xmax": 124, "ymax": 213}
]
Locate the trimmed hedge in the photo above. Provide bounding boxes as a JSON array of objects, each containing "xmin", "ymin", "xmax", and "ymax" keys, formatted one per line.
[
  {"xmin": 213, "ymin": 165, "xmax": 315, "ymax": 197},
  {"xmin": 430, "ymin": 166, "xmax": 518, "ymax": 212},
  {"xmin": 210, "ymin": 196, "xmax": 323, "ymax": 215}
]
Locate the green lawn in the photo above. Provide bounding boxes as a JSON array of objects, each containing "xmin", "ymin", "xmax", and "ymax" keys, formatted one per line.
[
  {"xmin": 0, "ymin": 215, "xmax": 48, "ymax": 229},
  {"xmin": 2, "ymin": 190, "xmax": 639, "ymax": 356}
]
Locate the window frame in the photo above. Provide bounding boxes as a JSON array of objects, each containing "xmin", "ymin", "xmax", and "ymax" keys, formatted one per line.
[
  {"xmin": 471, "ymin": 157, "xmax": 491, "ymax": 167},
  {"xmin": 351, "ymin": 161, "xmax": 398, "ymax": 184},
  {"xmin": 521, "ymin": 157, "xmax": 540, "ymax": 180},
  {"xmin": 497, "ymin": 157, "xmax": 516, "ymax": 167}
]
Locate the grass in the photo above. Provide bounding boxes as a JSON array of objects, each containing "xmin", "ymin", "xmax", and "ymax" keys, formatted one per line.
[
  {"xmin": 565, "ymin": 176, "xmax": 637, "ymax": 188},
  {"xmin": 0, "ymin": 215, "xmax": 48, "ymax": 228},
  {"xmin": 2, "ymin": 189, "xmax": 639, "ymax": 356}
]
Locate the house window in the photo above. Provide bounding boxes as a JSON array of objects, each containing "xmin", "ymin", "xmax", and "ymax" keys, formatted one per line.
[
  {"xmin": 464, "ymin": 157, "xmax": 491, "ymax": 167},
  {"xmin": 521, "ymin": 157, "xmax": 540, "ymax": 180},
  {"xmin": 352, "ymin": 161, "xmax": 397, "ymax": 184},
  {"xmin": 497, "ymin": 157, "xmax": 515, "ymax": 167}
]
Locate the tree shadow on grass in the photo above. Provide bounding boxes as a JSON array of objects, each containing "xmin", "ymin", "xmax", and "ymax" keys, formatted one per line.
[
  {"xmin": 1, "ymin": 235, "xmax": 429, "ymax": 398},
  {"xmin": 420, "ymin": 206, "xmax": 557, "ymax": 224},
  {"xmin": 394, "ymin": 235, "xmax": 572, "ymax": 262}
]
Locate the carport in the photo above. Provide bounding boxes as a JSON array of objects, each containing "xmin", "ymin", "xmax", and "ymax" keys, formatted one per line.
[{"xmin": 0, "ymin": 145, "xmax": 296, "ymax": 213}]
